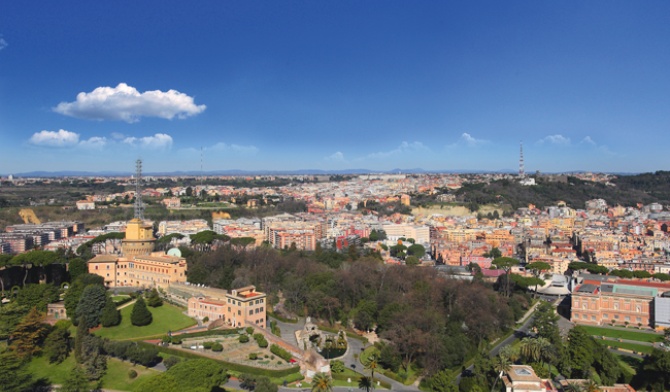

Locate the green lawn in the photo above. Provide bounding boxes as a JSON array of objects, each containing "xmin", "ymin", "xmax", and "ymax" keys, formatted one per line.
[
  {"xmin": 581, "ymin": 325, "xmax": 663, "ymax": 343},
  {"xmin": 27, "ymin": 354, "xmax": 78, "ymax": 386},
  {"xmin": 596, "ymin": 338, "xmax": 654, "ymax": 354},
  {"xmin": 102, "ymin": 357, "xmax": 160, "ymax": 391},
  {"xmin": 27, "ymin": 354, "xmax": 158, "ymax": 391},
  {"xmin": 94, "ymin": 303, "xmax": 196, "ymax": 340}
]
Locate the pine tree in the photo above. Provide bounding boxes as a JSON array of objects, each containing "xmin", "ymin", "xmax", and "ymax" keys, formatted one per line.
[
  {"xmin": 60, "ymin": 366, "xmax": 90, "ymax": 392},
  {"xmin": 10, "ymin": 307, "xmax": 52, "ymax": 359},
  {"xmin": 130, "ymin": 296, "xmax": 152, "ymax": 326},
  {"xmin": 100, "ymin": 297, "xmax": 121, "ymax": 327},
  {"xmin": 75, "ymin": 284, "xmax": 108, "ymax": 329},
  {"xmin": 44, "ymin": 327, "xmax": 71, "ymax": 364},
  {"xmin": 0, "ymin": 350, "xmax": 34, "ymax": 392}
]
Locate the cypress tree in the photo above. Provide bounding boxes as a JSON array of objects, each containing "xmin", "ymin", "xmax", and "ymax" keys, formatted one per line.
[
  {"xmin": 130, "ymin": 297, "xmax": 152, "ymax": 326},
  {"xmin": 100, "ymin": 297, "xmax": 120, "ymax": 327}
]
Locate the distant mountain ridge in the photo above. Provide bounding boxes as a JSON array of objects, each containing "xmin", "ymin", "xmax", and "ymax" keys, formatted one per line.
[{"xmin": 6, "ymin": 168, "xmax": 522, "ymax": 177}]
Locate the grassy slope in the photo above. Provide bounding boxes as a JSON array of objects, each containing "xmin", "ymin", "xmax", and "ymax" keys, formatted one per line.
[
  {"xmin": 94, "ymin": 303, "xmax": 196, "ymax": 340},
  {"xmin": 26, "ymin": 355, "xmax": 158, "ymax": 391},
  {"xmin": 581, "ymin": 325, "xmax": 662, "ymax": 343}
]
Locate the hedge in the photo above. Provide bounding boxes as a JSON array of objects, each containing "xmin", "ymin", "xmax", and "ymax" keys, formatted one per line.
[
  {"xmin": 140, "ymin": 342, "xmax": 301, "ymax": 378},
  {"xmin": 332, "ymin": 373, "xmax": 392, "ymax": 389},
  {"xmin": 175, "ymin": 328, "xmax": 240, "ymax": 340},
  {"xmin": 114, "ymin": 297, "xmax": 134, "ymax": 307},
  {"xmin": 270, "ymin": 344, "xmax": 293, "ymax": 362}
]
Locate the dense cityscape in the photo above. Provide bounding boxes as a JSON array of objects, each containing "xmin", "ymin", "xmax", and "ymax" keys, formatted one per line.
[
  {"xmin": 3, "ymin": 1, "xmax": 670, "ymax": 391},
  {"xmin": 3, "ymin": 165, "xmax": 670, "ymax": 391}
]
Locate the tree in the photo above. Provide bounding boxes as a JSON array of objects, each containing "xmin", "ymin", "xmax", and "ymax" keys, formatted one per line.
[
  {"xmin": 427, "ymin": 368, "xmax": 458, "ymax": 392},
  {"xmin": 526, "ymin": 261, "xmax": 551, "ymax": 298},
  {"xmin": 0, "ymin": 254, "xmax": 12, "ymax": 295},
  {"xmin": 145, "ymin": 288, "xmax": 163, "ymax": 307},
  {"xmin": 44, "ymin": 327, "xmax": 71, "ymax": 364},
  {"xmin": 407, "ymin": 244, "xmax": 426, "ymax": 258},
  {"xmin": 64, "ymin": 273, "xmax": 105, "ymax": 320},
  {"xmin": 135, "ymin": 359, "xmax": 228, "ymax": 391},
  {"xmin": 60, "ymin": 366, "xmax": 90, "ymax": 392},
  {"xmin": 330, "ymin": 359, "xmax": 345, "ymax": 373},
  {"xmin": 311, "ymin": 372, "xmax": 333, "ymax": 392},
  {"xmin": 364, "ymin": 353, "xmax": 380, "ymax": 380},
  {"xmin": 15, "ymin": 283, "xmax": 59, "ymax": 312},
  {"xmin": 100, "ymin": 297, "xmax": 121, "ymax": 327},
  {"xmin": 255, "ymin": 376, "xmax": 278, "ymax": 392},
  {"xmin": 484, "ymin": 247, "xmax": 502, "ymax": 259},
  {"xmin": 405, "ymin": 256, "xmax": 420, "ymax": 266},
  {"xmin": 492, "ymin": 257, "xmax": 519, "ymax": 297},
  {"xmin": 131, "ymin": 297, "xmax": 152, "ymax": 326},
  {"xmin": 0, "ymin": 302, "xmax": 28, "ymax": 340},
  {"xmin": 358, "ymin": 376, "xmax": 373, "ymax": 392},
  {"xmin": 491, "ymin": 354, "xmax": 511, "ymax": 391},
  {"xmin": 75, "ymin": 284, "xmax": 108, "ymax": 329},
  {"xmin": 0, "ymin": 350, "xmax": 33, "ymax": 392},
  {"xmin": 68, "ymin": 258, "xmax": 88, "ymax": 282},
  {"xmin": 10, "ymin": 307, "xmax": 52, "ymax": 359}
]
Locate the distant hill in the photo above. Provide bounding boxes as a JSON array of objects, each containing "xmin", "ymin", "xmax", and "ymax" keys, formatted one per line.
[{"xmin": 451, "ymin": 172, "xmax": 670, "ymax": 210}]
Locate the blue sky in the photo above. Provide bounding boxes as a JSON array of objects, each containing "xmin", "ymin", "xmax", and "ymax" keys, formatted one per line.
[{"xmin": 1, "ymin": 1, "xmax": 669, "ymax": 174}]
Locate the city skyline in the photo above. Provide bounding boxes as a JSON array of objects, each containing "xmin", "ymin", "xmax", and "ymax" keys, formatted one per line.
[{"xmin": 1, "ymin": 1, "xmax": 669, "ymax": 174}]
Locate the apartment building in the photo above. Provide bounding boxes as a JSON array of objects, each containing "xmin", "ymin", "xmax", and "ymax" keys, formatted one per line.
[{"xmin": 186, "ymin": 285, "xmax": 267, "ymax": 328}]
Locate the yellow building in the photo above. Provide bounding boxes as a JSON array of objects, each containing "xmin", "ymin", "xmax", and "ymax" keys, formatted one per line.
[{"xmin": 87, "ymin": 219, "xmax": 187, "ymax": 289}]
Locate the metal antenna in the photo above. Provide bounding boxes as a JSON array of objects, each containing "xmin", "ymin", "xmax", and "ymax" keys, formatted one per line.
[
  {"xmin": 134, "ymin": 159, "xmax": 144, "ymax": 220},
  {"xmin": 519, "ymin": 141, "xmax": 525, "ymax": 179}
]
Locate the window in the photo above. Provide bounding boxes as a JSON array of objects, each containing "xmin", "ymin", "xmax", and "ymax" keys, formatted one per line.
[
  {"xmin": 591, "ymin": 315, "xmax": 596, "ymax": 321},
  {"xmin": 238, "ymin": 310, "xmax": 241, "ymax": 316},
  {"xmin": 249, "ymin": 310, "xmax": 253, "ymax": 315},
  {"xmin": 603, "ymin": 313, "xmax": 609, "ymax": 319}
]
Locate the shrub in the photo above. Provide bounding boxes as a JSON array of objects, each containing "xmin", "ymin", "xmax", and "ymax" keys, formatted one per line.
[
  {"xmin": 128, "ymin": 369, "xmax": 138, "ymax": 379},
  {"xmin": 203, "ymin": 316, "xmax": 209, "ymax": 323},
  {"xmin": 55, "ymin": 319, "xmax": 73, "ymax": 330},
  {"xmin": 130, "ymin": 297, "xmax": 152, "ymax": 326},
  {"xmin": 270, "ymin": 344, "xmax": 293, "ymax": 362},
  {"xmin": 246, "ymin": 327, "xmax": 254, "ymax": 335},
  {"xmin": 171, "ymin": 337, "xmax": 182, "ymax": 345},
  {"xmin": 212, "ymin": 343, "xmax": 223, "ymax": 352},
  {"xmin": 258, "ymin": 338, "xmax": 268, "ymax": 348},
  {"xmin": 101, "ymin": 297, "xmax": 121, "ymax": 327},
  {"xmin": 203, "ymin": 341, "xmax": 214, "ymax": 350},
  {"xmin": 249, "ymin": 353, "xmax": 258, "ymax": 360},
  {"xmin": 145, "ymin": 288, "xmax": 163, "ymax": 307},
  {"xmin": 239, "ymin": 335, "xmax": 250, "ymax": 343},
  {"xmin": 163, "ymin": 356, "xmax": 181, "ymax": 369}
]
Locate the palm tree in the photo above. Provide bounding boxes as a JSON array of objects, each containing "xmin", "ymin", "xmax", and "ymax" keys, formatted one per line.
[
  {"xmin": 535, "ymin": 337, "xmax": 551, "ymax": 366},
  {"xmin": 311, "ymin": 372, "xmax": 333, "ymax": 392},
  {"xmin": 563, "ymin": 382, "xmax": 584, "ymax": 392},
  {"xmin": 358, "ymin": 376, "xmax": 373, "ymax": 392},
  {"xmin": 583, "ymin": 380, "xmax": 600, "ymax": 392},
  {"xmin": 519, "ymin": 337, "xmax": 540, "ymax": 363},
  {"xmin": 364, "ymin": 353, "xmax": 380, "ymax": 380},
  {"xmin": 490, "ymin": 354, "xmax": 511, "ymax": 392}
]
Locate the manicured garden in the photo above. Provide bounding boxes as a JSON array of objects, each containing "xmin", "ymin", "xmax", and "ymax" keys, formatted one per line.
[
  {"xmin": 581, "ymin": 325, "xmax": 663, "ymax": 343},
  {"xmin": 26, "ymin": 354, "xmax": 158, "ymax": 390},
  {"xmin": 596, "ymin": 338, "xmax": 654, "ymax": 354},
  {"xmin": 94, "ymin": 303, "xmax": 196, "ymax": 340}
]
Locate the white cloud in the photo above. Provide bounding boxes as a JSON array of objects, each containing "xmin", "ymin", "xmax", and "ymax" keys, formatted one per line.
[
  {"xmin": 325, "ymin": 151, "xmax": 346, "ymax": 162},
  {"xmin": 123, "ymin": 133, "xmax": 173, "ymax": 149},
  {"xmin": 0, "ymin": 37, "xmax": 7, "ymax": 51},
  {"xmin": 537, "ymin": 134, "xmax": 571, "ymax": 146},
  {"xmin": 29, "ymin": 129, "xmax": 80, "ymax": 147},
  {"xmin": 209, "ymin": 142, "xmax": 258, "ymax": 155},
  {"xmin": 111, "ymin": 132, "xmax": 126, "ymax": 140},
  {"xmin": 450, "ymin": 132, "xmax": 489, "ymax": 147},
  {"xmin": 580, "ymin": 136, "xmax": 597, "ymax": 146},
  {"xmin": 53, "ymin": 83, "xmax": 206, "ymax": 123},
  {"xmin": 366, "ymin": 141, "xmax": 429, "ymax": 159},
  {"xmin": 79, "ymin": 136, "xmax": 108, "ymax": 149}
]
